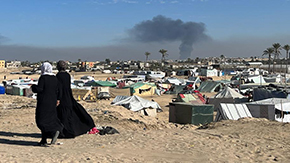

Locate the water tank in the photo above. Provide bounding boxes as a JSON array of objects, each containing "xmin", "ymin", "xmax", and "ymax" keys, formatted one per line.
[{"xmin": 0, "ymin": 86, "xmax": 5, "ymax": 94}]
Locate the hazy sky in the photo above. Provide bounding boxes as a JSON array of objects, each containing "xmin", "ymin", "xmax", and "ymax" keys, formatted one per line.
[{"xmin": 0, "ymin": 0, "xmax": 290, "ymax": 61}]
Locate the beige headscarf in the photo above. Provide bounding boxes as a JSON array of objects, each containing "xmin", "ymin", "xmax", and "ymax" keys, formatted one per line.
[{"xmin": 41, "ymin": 62, "xmax": 55, "ymax": 76}]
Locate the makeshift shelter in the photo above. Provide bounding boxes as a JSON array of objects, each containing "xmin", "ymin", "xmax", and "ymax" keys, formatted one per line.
[
  {"xmin": 112, "ymin": 95, "xmax": 162, "ymax": 117},
  {"xmin": 246, "ymin": 98, "xmax": 290, "ymax": 122},
  {"xmin": 164, "ymin": 85, "xmax": 186, "ymax": 94},
  {"xmin": 174, "ymin": 93, "xmax": 204, "ymax": 104},
  {"xmin": 129, "ymin": 82, "xmax": 157, "ymax": 96},
  {"xmin": 164, "ymin": 77, "xmax": 183, "ymax": 85},
  {"xmin": 253, "ymin": 87, "xmax": 287, "ymax": 101},
  {"xmin": 208, "ymin": 86, "xmax": 248, "ymax": 110},
  {"xmin": 95, "ymin": 86, "xmax": 110, "ymax": 100},
  {"xmin": 197, "ymin": 81, "xmax": 223, "ymax": 93},
  {"xmin": 169, "ymin": 102, "xmax": 214, "ymax": 125},
  {"xmin": 200, "ymin": 68, "xmax": 219, "ymax": 77},
  {"xmin": 110, "ymin": 88, "xmax": 131, "ymax": 98},
  {"xmin": 11, "ymin": 85, "xmax": 30, "ymax": 96},
  {"xmin": 215, "ymin": 103, "xmax": 252, "ymax": 121},
  {"xmin": 84, "ymin": 81, "xmax": 116, "ymax": 87},
  {"xmin": 246, "ymin": 75, "xmax": 266, "ymax": 84},
  {"xmin": 173, "ymin": 90, "xmax": 206, "ymax": 104}
]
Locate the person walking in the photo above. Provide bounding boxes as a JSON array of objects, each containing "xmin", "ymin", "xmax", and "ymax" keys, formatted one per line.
[
  {"xmin": 56, "ymin": 60, "xmax": 97, "ymax": 138},
  {"xmin": 31, "ymin": 62, "xmax": 63, "ymax": 146}
]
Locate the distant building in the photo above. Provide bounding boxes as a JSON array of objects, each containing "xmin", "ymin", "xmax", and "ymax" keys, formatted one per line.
[
  {"xmin": 246, "ymin": 62, "xmax": 263, "ymax": 68},
  {"xmin": 139, "ymin": 62, "xmax": 145, "ymax": 68},
  {"xmin": 86, "ymin": 62, "xmax": 95, "ymax": 68},
  {"xmin": 6, "ymin": 61, "xmax": 21, "ymax": 68},
  {"xmin": 0, "ymin": 60, "xmax": 5, "ymax": 68}
]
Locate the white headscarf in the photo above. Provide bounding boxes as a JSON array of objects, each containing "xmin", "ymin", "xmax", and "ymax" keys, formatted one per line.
[{"xmin": 41, "ymin": 62, "xmax": 55, "ymax": 76}]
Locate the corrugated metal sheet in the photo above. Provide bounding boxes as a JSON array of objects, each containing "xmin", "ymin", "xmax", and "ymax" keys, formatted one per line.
[{"xmin": 215, "ymin": 103, "xmax": 252, "ymax": 121}]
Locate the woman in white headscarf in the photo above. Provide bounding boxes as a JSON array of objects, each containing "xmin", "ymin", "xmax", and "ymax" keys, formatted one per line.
[{"xmin": 31, "ymin": 62, "xmax": 63, "ymax": 146}]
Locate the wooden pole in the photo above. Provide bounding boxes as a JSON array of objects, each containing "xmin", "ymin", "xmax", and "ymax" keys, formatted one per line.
[{"xmin": 281, "ymin": 100, "xmax": 284, "ymax": 123}]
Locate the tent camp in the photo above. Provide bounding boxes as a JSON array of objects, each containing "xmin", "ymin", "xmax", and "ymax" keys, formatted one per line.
[
  {"xmin": 197, "ymin": 81, "xmax": 223, "ymax": 93},
  {"xmin": 208, "ymin": 86, "xmax": 248, "ymax": 110},
  {"xmin": 246, "ymin": 98, "xmax": 290, "ymax": 122},
  {"xmin": 129, "ymin": 82, "xmax": 157, "ymax": 96},
  {"xmin": 112, "ymin": 95, "xmax": 162, "ymax": 117},
  {"xmin": 215, "ymin": 103, "xmax": 252, "ymax": 121}
]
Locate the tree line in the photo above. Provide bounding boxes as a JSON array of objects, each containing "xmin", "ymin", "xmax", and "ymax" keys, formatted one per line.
[
  {"xmin": 263, "ymin": 43, "xmax": 290, "ymax": 73},
  {"xmin": 144, "ymin": 49, "xmax": 169, "ymax": 62}
]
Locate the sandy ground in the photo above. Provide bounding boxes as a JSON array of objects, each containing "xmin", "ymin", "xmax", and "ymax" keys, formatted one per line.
[{"xmin": 1, "ymin": 68, "xmax": 290, "ymax": 162}]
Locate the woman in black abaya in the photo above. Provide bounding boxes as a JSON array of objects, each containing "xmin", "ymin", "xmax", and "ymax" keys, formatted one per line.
[
  {"xmin": 56, "ymin": 60, "xmax": 97, "ymax": 138},
  {"xmin": 31, "ymin": 62, "xmax": 63, "ymax": 146}
]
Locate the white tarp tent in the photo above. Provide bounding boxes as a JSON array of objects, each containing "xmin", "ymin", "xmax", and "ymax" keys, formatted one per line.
[
  {"xmin": 209, "ymin": 86, "xmax": 248, "ymax": 110},
  {"xmin": 213, "ymin": 86, "xmax": 245, "ymax": 98},
  {"xmin": 215, "ymin": 103, "xmax": 252, "ymax": 121},
  {"xmin": 247, "ymin": 75, "xmax": 266, "ymax": 84},
  {"xmin": 112, "ymin": 95, "xmax": 162, "ymax": 112},
  {"xmin": 164, "ymin": 77, "xmax": 183, "ymax": 85},
  {"xmin": 246, "ymin": 98, "xmax": 290, "ymax": 122}
]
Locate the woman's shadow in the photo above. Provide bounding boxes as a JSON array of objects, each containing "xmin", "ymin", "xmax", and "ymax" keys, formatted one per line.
[{"xmin": 0, "ymin": 131, "xmax": 41, "ymax": 146}]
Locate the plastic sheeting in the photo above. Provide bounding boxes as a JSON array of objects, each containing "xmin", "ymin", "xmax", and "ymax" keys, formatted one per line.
[
  {"xmin": 253, "ymin": 88, "xmax": 287, "ymax": 101},
  {"xmin": 213, "ymin": 86, "xmax": 245, "ymax": 98},
  {"xmin": 112, "ymin": 95, "xmax": 162, "ymax": 112},
  {"xmin": 247, "ymin": 98, "xmax": 290, "ymax": 122},
  {"xmin": 209, "ymin": 86, "xmax": 248, "ymax": 110},
  {"xmin": 197, "ymin": 81, "xmax": 223, "ymax": 93},
  {"xmin": 215, "ymin": 103, "xmax": 252, "ymax": 121}
]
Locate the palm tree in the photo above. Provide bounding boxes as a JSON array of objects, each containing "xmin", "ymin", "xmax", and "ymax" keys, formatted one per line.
[
  {"xmin": 263, "ymin": 47, "xmax": 274, "ymax": 72},
  {"xmin": 145, "ymin": 52, "xmax": 151, "ymax": 62},
  {"xmin": 283, "ymin": 44, "xmax": 290, "ymax": 59},
  {"xmin": 272, "ymin": 43, "xmax": 282, "ymax": 72},
  {"xmin": 283, "ymin": 44, "xmax": 290, "ymax": 73},
  {"xmin": 159, "ymin": 49, "xmax": 168, "ymax": 62}
]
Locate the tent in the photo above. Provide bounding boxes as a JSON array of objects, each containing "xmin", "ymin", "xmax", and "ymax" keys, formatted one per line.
[
  {"xmin": 129, "ymin": 82, "xmax": 157, "ymax": 96},
  {"xmin": 197, "ymin": 81, "xmax": 223, "ymax": 93},
  {"xmin": 164, "ymin": 77, "xmax": 183, "ymax": 85},
  {"xmin": 215, "ymin": 103, "xmax": 252, "ymax": 121},
  {"xmin": 85, "ymin": 81, "xmax": 116, "ymax": 87},
  {"xmin": 246, "ymin": 98, "xmax": 290, "ymax": 122},
  {"xmin": 208, "ymin": 86, "xmax": 248, "ymax": 110},
  {"xmin": 110, "ymin": 88, "xmax": 131, "ymax": 98},
  {"xmin": 253, "ymin": 87, "xmax": 287, "ymax": 101},
  {"xmin": 112, "ymin": 95, "xmax": 162, "ymax": 116},
  {"xmin": 164, "ymin": 85, "xmax": 186, "ymax": 94},
  {"xmin": 174, "ymin": 93, "xmax": 204, "ymax": 104},
  {"xmin": 169, "ymin": 102, "xmax": 214, "ymax": 125},
  {"xmin": 246, "ymin": 75, "xmax": 266, "ymax": 84}
]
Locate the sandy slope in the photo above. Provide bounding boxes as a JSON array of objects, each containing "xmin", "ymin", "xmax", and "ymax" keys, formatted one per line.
[
  {"xmin": 1, "ymin": 94, "xmax": 290, "ymax": 163},
  {"xmin": 1, "ymin": 69, "xmax": 289, "ymax": 162}
]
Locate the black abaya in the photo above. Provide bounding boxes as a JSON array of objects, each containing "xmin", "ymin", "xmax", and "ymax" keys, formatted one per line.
[
  {"xmin": 56, "ymin": 71, "xmax": 95, "ymax": 138},
  {"xmin": 31, "ymin": 75, "xmax": 63, "ymax": 138}
]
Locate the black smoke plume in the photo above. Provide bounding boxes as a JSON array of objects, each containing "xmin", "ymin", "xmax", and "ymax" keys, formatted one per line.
[{"xmin": 128, "ymin": 15, "xmax": 211, "ymax": 59}]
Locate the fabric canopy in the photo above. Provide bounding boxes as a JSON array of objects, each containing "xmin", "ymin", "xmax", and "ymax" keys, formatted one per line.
[{"xmin": 213, "ymin": 86, "xmax": 245, "ymax": 98}]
